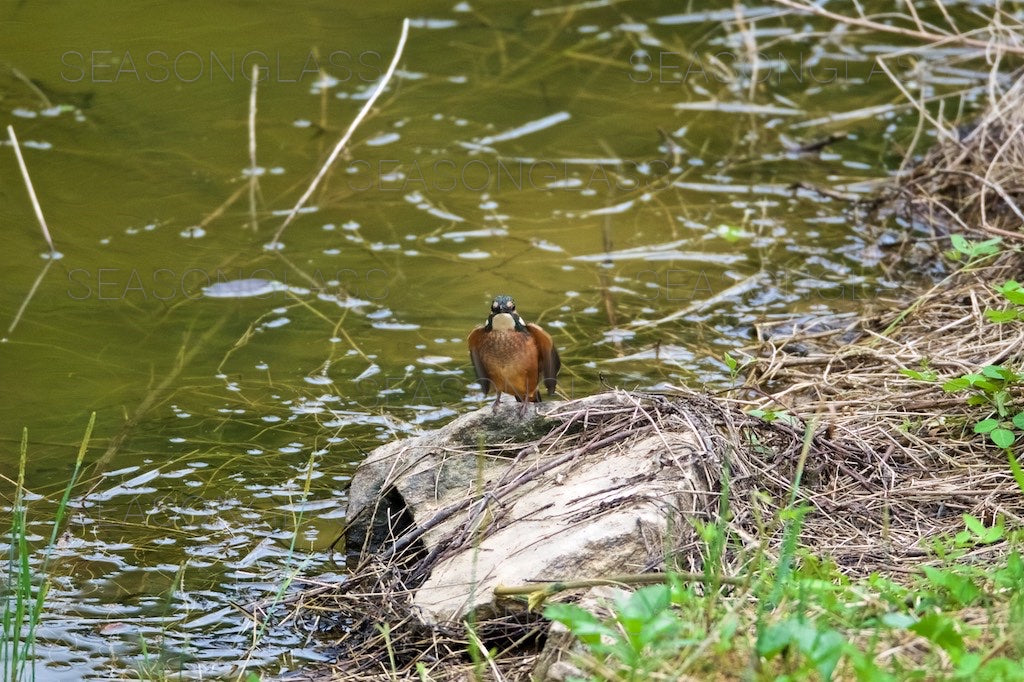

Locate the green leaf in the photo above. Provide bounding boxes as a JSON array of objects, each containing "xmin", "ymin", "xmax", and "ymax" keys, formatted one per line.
[
  {"xmin": 723, "ymin": 352, "xmax": 738, "ymax": 373},
  {"xmin": 997, "ymin": 280, "xmax": 1024, "ymax": 305},
  {"xmin": 1007, "ymin": 449, "xmax": 1024, "ymax": 495},
  {"xmin": 951, "ymin": 235, "xmax": 1002, "ymax": 259},
  {"xmin": 994, "ymin": 390, "xmax": 1011, "ymax": 417},
  {"xmin": 976, "ymin": 237, "xmax": 1003, "ymax": 254},
  {"xmin": 922, "ymin": 566, "xmax": 982, "ymax": 606},
  {"xmin": 899, "ymin": 368, "xmax": 938, "ymax": 382},
  {"xmin": 955, "ymin": 652, "xmax": 983, "ymax": 676},
  {"xmin": 972, "ymin": 378, "xmax": 999, "ymax": 393},
  {"xmin": 950, "ymin": 234, "xmax": 970, "ymax": 254},
  {"xmin": 880, "ymin": 612, "xmax": 917, "ymax": 629},
  {"xmin": 963, "ymin": 514, "xmax": 986, "ymax": 536},
  {"xmin": 544, "ymin": 603, "xmax": 616, "ymax": 650},
  {"xmin": 633, "ymin": 610, "xmax": 684, "ymax": 650},
  {"xmin": 991, "ymin": 428, "xmax": 1015, "ymax": 448},
  {"xmin": 757, "ymin": 620, "xmax": 794, "ymax": 658},
  {"xmin": 1012, "ymin": 412, "xmax": 1024, "ymax": 430},
  {"xmin": 809, "ymin": 629, "xmax": 846, "ymax": 680},
  {"xmin": 616, "ymin": 584, "xmax": 670, "ymax": 631},
  {"xmin": 984, "ymin": 308, "xmax": 1019, "ymax": 323},
  {"xmin": 982, "ymin": 365, "xmax": 1011, "ymax": 380},
  {"xmin": 975, "ymin": 419, "xmax": 999, "ymax": 434},
  {"xmin": 942, "ymin": 377, "xmax": 971, "ymax": 392},
  {"xmin": 909, "ymin": 612, "xmax": 965, "ymax": 658},
  {"xmin": 961, "ymin": 514, "xmax": 1003, "ymax": 543}
]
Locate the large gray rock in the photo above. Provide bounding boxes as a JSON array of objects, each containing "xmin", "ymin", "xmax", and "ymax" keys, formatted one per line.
[{"xmin": 344, "ymin": 392, "xmax": 713, "ymax": 625}]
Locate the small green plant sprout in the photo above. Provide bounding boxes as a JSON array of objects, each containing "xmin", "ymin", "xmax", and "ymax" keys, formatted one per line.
[
  {"xmin": 723, "ymin": 351, "xmax": 752, "ymax": 381},
  {"xmin": 942, "ymin": 365, "xmax": 1020, "ymax": 435},
  {"xmin": 942, "ymin": 364, "xmax": 1018, "ymax": 412},
  {"xmin": 940, "ymin": 364, "xmax": 1024, "ymax": 492},
  {"xmin": 985, "ymin": 280, "xmax": 1024, "ymax": 323},
  {"xmin": 544, "ymin": 584, "xmax": 690, "ymax": 677},
  {"xmin": 898, "ymin": 360, "xmax": 937, "ymax": 382},
  {"xmin": 945, "ymin": 234, "xmax": 1002, "ymax": 263},
  {"xmin": 748, "ymin": 407, "xmax": 802, "ymax": 428},
  {"xmin": 756, "ymin": 617, "xmax": 846, "ymax": 680},
  {"xmin": 723, "ymin": 351, "xmax": 740, "ymax": 377},
  {"xmin": 956, "ymin": 513, "xmax": 1005, "ymax": 546},
  {"xmin": 973, "ymin": 413, "xmax": 1024, "ymax": 449}
]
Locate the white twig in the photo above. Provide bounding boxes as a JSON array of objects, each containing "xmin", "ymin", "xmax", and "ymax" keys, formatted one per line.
[
  {"xmin": 249, "ymin": 63, "xmax": 261, "ymax": 232},
  {"xmin": 770, "ymin": 0, "xmax": 1024, "ymax": 56},
  {"xmin": 269, "ymin": 18, "xmax": 411, "ymax": 248},
  {"xmin": 7, "ymin": 125, "xmax": 56, "ymax": 253},
  {"xmin": 631, "ymin": 273, "xmax": 769, "ymax": 329}
]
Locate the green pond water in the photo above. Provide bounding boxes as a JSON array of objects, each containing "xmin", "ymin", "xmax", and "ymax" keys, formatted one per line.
[{"xmin": 0, "ymin": 0, "xmax": 995, "ymax": 678}]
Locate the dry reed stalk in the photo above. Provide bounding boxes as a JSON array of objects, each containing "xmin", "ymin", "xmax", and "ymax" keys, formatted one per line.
[
  {"xmin": 7, "ymin": 125, "xmax": 56, "ymax": 254},
  {"xmin": 248, "ymin": 63, "xmax": 261, "ymax": 232},
  {"xmin": 269, "ymin": 18, "xmax": 411, "ymax": 248}
]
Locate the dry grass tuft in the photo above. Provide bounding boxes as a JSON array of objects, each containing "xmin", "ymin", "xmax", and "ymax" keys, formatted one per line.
[
  {"xmin": 740, "ymin": 67, "xmax": 1024, "ymax": 575},
  {"xmin": 871, "ymin": 69, "xmax": 1024, "ymax": 248}
]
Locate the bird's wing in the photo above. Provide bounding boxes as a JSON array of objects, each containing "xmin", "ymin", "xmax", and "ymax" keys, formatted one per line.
[
  {"xmin": 527, "ymin": 323, "xmax": 561, "ymax": 395},
  {"xmin": 467, "ymin": 326, "xmax": 492, "ymax": 393}
]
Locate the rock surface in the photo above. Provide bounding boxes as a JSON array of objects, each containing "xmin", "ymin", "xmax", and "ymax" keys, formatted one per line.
[{"xmin": 345, "ymin": 392, "xmax": 717, "ymax": 624}]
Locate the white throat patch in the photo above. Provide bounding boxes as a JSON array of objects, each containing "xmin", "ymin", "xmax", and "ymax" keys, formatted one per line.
[{"xmin": 490, "ymin": 312, "xmax": 519, "ymax": 330}]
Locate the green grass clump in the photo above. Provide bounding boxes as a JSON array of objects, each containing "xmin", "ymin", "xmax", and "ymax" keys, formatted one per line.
[
  {"xmin": 545, "ymin": 511, "xmax": 1024, "ymax": 681},
  {"xmin": 2, "ymin": 414, "xmax": 93, "ymax": 681}
]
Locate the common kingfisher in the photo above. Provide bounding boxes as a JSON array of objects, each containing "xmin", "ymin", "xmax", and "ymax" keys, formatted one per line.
[{"xmin": 467, "ymin": 295, "xmax": 560, "ymax": 412}]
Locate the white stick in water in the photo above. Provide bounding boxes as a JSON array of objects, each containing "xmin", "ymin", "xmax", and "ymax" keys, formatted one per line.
[
  {"xmin": 248, "ymin": 63, "xmax": 261, "ymax": 231},
  {"xmin": 269, "ymin": 17, "xmax": 411, "ymax": 248},
  {"xmin": 7, "ymin": 125, "xmax": 56, "ymax": 254}
]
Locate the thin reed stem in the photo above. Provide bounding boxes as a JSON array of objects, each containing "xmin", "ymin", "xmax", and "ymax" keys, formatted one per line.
[
  {"xmin": 269, "ymin": 17, "xmax": 411, "ymax": 248},
  {"xmin": 7, "ymin": 125, "xmax": 56, "ymax": 255}
]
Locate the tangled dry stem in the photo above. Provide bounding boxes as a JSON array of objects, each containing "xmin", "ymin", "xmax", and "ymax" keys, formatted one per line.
[{"xmin": 285, "ymin": 384, "xmax": 919, "ymax": 680}]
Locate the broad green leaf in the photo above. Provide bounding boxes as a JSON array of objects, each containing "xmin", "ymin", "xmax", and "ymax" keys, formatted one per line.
[
  {"xmin": 880, "ymin": 612, "xmax": 917, "ymax": 629},
  {"xmin": 757, "ymin": 620, "xmax": 794, "ymax": 658},
  {"xmin": 909, "ymin": 612, "xmax": 965, "ymax": 658},
  {"xmin": 991, "ymin": 428, "xmax": 1015, "ymax": 448},
  {"xmin": 942, "ymin": 377, "xmax": 971, "ymax": 392},
  {"xmin": 994, "ymin": 390, "xmax": 1010, "ymax": 417},
  {"xmin": 544, "ymin": 603, "xmax": 616, "ymax": 649},
  {"xmin": 963, "ymin": 514, "xmax": 987, "ymax": 536},
  {"xmin": 950, "ymin": 234, "xmax": 970, "ymax": 254},
  {"xmin": 974, "ymin": 419, "xmax": 999, "ymax": 434},
  {"xmin": 982, "ymin": 365, "xmax": 1011, "ymax": 380},
  {"xmin": 810, "ymin": 629, "xmax": 846, "ymax": 680},
  {"xmin": 922, "ymin": 566, "xmax": 982, "ymax": 606},
  {"xmin": 616, "ymin": 584, "xmax": 670, "ymax": 630},
  {"xmin": 984, "ymin": 308, "xmax": 1019, "ymax": 323},
  {"xmin": 723, "ymin": 352, "xmax": 738, "ymax": 372},
  {"xmin": 997, "ymin": 280, "xmax": 1024, "ymax": 305}
]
